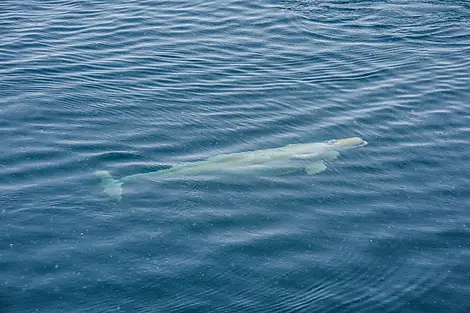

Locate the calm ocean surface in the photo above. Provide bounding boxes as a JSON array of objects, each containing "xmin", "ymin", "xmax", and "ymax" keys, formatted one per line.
[{"xmin": 1, "ymin": 0, "xmax": 469, "ymax": 312}]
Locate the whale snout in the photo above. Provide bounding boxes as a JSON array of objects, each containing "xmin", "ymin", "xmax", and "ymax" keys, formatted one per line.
[{"xmin": 335, "ymin": 137, "xmax": 367, "ymax": 149}]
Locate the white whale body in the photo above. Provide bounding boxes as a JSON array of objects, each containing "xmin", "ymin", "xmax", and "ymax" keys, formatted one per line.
[{"xmin": 96, "ymin": 137, "xmax": 367, "ymax": 200}]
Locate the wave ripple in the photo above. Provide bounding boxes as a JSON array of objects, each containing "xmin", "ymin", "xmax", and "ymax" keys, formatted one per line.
[{"xmin": 1, "ymin": 0, "xmax": 469, "ymax": 312}]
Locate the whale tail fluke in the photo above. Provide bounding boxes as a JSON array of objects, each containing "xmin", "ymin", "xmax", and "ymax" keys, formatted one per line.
[{"xmin": 95, "ymin": 170, "xmax": 123, "ymax": 201}]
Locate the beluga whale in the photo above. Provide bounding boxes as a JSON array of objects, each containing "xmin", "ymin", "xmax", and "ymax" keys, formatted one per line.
[{"xmin": 96, "ymin": 137, "xmax": 367, "ymax": 200}]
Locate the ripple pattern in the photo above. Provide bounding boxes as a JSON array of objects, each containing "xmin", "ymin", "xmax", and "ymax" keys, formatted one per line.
[{"xmin": 1, "ymin": 0, "xmax": 469, "ymax": 312}]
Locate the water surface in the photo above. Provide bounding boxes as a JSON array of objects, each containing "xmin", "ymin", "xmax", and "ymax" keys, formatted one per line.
[{"xmin": 1, "ymin": 0, "xmax": 469, "ymax": 312}]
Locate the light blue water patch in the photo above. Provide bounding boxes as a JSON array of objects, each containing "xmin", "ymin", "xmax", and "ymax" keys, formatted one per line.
[{"xmin": 1, "ymin": 0, "xmax": 469, "ymax": 312}]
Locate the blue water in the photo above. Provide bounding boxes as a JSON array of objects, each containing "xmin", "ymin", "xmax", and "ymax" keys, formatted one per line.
[{"xmin": 1, "ymin": 0, "xmax": 469, "ymax": 312}]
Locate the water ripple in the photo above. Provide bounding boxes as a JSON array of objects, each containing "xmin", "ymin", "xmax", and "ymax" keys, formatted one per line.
[{"xmin": 1, "ymin": 0, "xmax": 469, "ymax": 312}]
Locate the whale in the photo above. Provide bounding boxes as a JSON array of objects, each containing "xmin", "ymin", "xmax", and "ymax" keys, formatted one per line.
[{"xmin": 96, "ymin": 137, "xmax": 367, "ymax": 200}]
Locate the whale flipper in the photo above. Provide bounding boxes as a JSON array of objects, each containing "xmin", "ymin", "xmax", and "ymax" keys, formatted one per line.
[
  {"xmin": 95, "ymin": 171, "xmax": 123, "ymax": 201},
  {"xmin": 305, "ymin": 161, "xmax": 327, "ymax": 175}
]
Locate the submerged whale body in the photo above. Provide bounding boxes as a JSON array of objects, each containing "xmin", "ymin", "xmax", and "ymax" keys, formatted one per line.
[{"xmin": 96, "ymin": 137, "xmax": 367, "ymax": 200}]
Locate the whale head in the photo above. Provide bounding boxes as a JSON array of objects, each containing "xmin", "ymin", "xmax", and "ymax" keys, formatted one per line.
[{"xmin": 327, "ymin": 137, "xmax": 367, "ymax": 150}]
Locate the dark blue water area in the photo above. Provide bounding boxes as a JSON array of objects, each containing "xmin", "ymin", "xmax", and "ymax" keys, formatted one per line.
[{"xmin": 1, "ymin": 0, "xmax": 470, "ymax": 312}]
